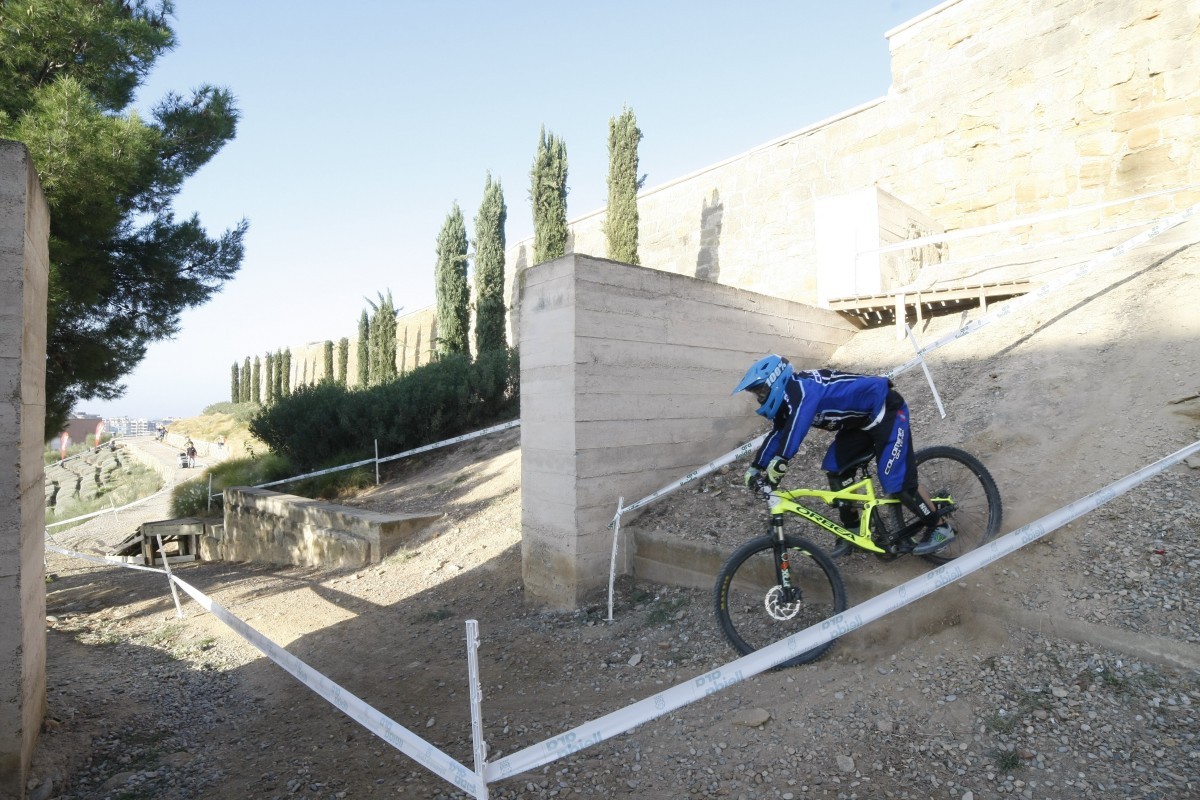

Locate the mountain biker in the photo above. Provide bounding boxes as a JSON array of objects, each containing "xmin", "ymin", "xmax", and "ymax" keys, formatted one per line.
[{"xmin": 733, "ymin": 354, "xmax": 954, "ymax": 555}]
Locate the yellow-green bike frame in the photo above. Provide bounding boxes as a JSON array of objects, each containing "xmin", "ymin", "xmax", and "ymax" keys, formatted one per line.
[{"xmin": 766, "ymin": 476, "xmax": 943, "ymax": 555}]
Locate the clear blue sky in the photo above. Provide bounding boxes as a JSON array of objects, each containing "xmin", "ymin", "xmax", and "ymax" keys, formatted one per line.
[{"xmin": 86, "ymin": 0, "xmax": 940, "ymax": 421}]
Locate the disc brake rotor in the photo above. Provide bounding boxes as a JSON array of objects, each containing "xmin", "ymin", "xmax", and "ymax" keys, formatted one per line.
[{"xmin": 764, "ymin": 585, "xmax": 803, "ymax": 621}]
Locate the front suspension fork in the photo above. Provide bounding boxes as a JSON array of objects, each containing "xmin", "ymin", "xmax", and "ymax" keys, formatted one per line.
[{"xmin": 770, "ymin": 516, "xmax": 801, "ymax": 603}]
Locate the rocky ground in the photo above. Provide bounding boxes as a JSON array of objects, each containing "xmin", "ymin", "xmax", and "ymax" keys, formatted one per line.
[{"xmin": 29, "ymin": 234, "xmax": 1200, "ymax": 799}]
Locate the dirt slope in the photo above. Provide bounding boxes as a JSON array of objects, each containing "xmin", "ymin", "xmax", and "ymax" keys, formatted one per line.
[{"xmin": 30, "ymin": 236, "xmax": 1200, "ymax": 800}]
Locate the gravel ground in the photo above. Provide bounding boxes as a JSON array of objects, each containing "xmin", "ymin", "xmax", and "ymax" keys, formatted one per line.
[{"xmin": 28, "ymin": 242, "xmax": 1200, "ymax": 799}]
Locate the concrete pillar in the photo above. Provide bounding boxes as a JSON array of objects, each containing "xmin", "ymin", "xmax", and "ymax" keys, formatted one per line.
[
  {"xmin": 0, "ymin": 139, "xmax": 49, "ymax": 799},
  {"xmin": 518, "ymin": 254, "xmax": 857, "ymax": 608}
]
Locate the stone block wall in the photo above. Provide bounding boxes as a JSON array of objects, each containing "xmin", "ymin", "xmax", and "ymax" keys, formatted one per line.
[
  {"xmin": 0, "ymin": 140, "xmax": 49, "ymax": 799},
  {"xmin": 505, "ymin": 0, "xmax": 1200, "ymax": 309},
  {"xmin": 519, "ymin": 254, "xmax": 857, "ymax": 608}
]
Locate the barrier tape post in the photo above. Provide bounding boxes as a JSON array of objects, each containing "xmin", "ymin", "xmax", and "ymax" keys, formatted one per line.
[
  {"xmin": 375, "ymin": 440, "xmax": 380, "ymax": 486},
  {"xmin": 465, "ymin": 620, "xmax": 490, "ymax": 799},
  {"xmin": 905, "ymin": 324, "xmax": 946, "ymax": 419},
  {"xmin": 207, "ymin": 474, "xmax": 214, "ymax": 514},
  {"xmin": 166, "ymin": 575, "xmax": 484, "ymax": 795},
  {"xmin": 606, "ymin": 498, "xmax": 624, "ymax": 622},
  {"xmin": 155, "ymin": 534, "xmax": 185, "ymax": 619},
  {"xmin": 489, "ymin": 438, "xmax": 1200, "ymax": 782}
]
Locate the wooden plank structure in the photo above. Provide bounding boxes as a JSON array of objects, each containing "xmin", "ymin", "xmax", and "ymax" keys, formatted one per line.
[
  {"xmin": 827, "ymin": 279, "xmax": 1034, "ymax": 337},
  {"xmin": 107, "ymin": 518, "xmax": 202, "ymax": 566}
]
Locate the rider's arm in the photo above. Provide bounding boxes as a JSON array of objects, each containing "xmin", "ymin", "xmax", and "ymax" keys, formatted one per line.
[{"xmin": 754, "ymin": 380, "xmax": 817, "ymax": 467}]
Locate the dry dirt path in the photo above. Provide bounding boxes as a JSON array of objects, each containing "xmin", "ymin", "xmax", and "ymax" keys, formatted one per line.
[{"xmin": 29, "ymin": 242, "xmax": 1200, "ymax": 800}]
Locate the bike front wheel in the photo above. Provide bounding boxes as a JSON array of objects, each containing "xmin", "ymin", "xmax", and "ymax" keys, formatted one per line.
[
  {"xmin": 909, "ymin": 445, "xmax": 1003, "ymax": 565},
  {"xmin": 713, "ymin": 535, "xmax": 847, "ymax": 667}
]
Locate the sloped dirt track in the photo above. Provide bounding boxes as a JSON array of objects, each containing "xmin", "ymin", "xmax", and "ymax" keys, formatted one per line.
[{"xmin": 30, "ymin": 239, "xmax": 1200, "ymax": 800}]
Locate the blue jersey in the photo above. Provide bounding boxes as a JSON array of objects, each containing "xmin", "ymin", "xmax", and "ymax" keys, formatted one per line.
[{"xmin": 753, "ymin": 370, "xmax": 891, "ymax": 468}]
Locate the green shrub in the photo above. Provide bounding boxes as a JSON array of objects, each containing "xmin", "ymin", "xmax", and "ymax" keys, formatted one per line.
[
  {"xmin": 169, "ymin": 453, "xmax": 294, "ymax": 517},
  {"xmin": 201, "ymin": 401, "xmax": 261, "ymax": 425},
  {"xmin": 249, "ymin": 349, "xmax": 519, "ymax": 471}
]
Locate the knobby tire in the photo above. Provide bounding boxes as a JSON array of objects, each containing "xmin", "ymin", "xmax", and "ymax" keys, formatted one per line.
[{"xmin": 713, "ymin": 535, "xmax": 847, "ymax": 667}]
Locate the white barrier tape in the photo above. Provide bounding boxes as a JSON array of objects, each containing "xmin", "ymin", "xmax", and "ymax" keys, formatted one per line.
[
  {"xmin": 377, "ymin": 419, "xmax": 521, "ymax": 465},
  {"xmin": 906, "ymin": 325, "xmax": 946, "ymax": 419},
  {"xmin": 861, "ymin": 183, "xmax": 1200, "ymax": 257},
  {"xmin": 45, "ymin": 488, "xmax": 169, "ymax": 529},
  {"xmin": 45, "ymin": 544, "xmax": 167, "ymax": 575},
  {"xmin": 249, "ymin": 420, "xmax": 522, "ymax": 492},
  {"xmin": 44, "ymin": 541, "xmax": 484, "ymax": 796},
  {"xmin": 608, "ymin": 435, "xmax": 767, "ymax": 527},
  {"xmin": 156, "ymin": 534, "xmax": 185, "ymax": 619},
  {"xmin": 886, "ymin": 201, "xmax": 1200, "ymax": 379},
  {"xmin": 251, "ymin": 457, "xmax": 379, "ymax": 490},
  {"xmin": 491, "ymin": 439, "xmax": 1200, "ymax": 782},
  {"xmin": 166, "ymin": 574, "xmax": 485, "ymax": 798}
]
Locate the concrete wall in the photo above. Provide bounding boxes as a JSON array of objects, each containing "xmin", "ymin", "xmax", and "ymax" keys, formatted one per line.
[
  {"xmin": 519, "ymin": 254, "xmax": 857, "ymax": 607},
  {"xmin": 505, "ymin": 0, "xmax": 1200, "ymax": 309},
  {"xmin": 222, "ymin": 488, "xmax": 441, "ymax": 568},
  {"xmin": 0, "ymin": 140, "xmax": 49, "ymax": 799}
]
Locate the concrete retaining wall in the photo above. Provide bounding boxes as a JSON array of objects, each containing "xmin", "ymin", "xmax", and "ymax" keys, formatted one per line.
[
  {"xmin": 222, "ymin": 488, "xmax": 441, "ymax": 568},
  {"xmin": 519, "ymin": 254, "xmax": 857, "ymax": 607},
  {"xmin": 0, "ymin": 140, "xmax": 48, "ymax": 799}
]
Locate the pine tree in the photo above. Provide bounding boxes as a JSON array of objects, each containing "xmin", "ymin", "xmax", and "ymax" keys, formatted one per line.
[
  {"xmin": 251, "ymin": 356, "xmax": 261, "ymax": 404},
  {"xmin": 337, "ymin": 338, "xmax": 349, "ymax": 386},
  {"xmin": 241, "ymin": 357, "xmax": 251, "ymax": 402},
  {"xmin": 605, "ymin": 106, "xmax": 642, "ymax": 265},
  {"xmin": 323, "ymin": 340, "xmax": 334, "ymax": 384},
  {"xmin": 230, "ymin": 362, "xmax": 239, "ymax": 403},
  {"xmin": 435, "ymin": 205, "xmax": 470, "ymax": 357},
  {"xmin": 356, "ymin": 310, "xmax": 370, "ymax": 388},
  {"xmin": 530, "ymin": 125, "xmax": 569, "ymax": 264},
  {"xmin": 474, "ymin": 173, "xmax": 508, "ymax": 355}
]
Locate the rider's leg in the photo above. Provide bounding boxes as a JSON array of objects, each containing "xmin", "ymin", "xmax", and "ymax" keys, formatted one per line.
[{"xmin": 869, "ymin": 393, "xmax": 955, "ymax": 553}]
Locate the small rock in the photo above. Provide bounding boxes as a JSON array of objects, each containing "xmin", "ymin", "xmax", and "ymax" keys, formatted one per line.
[
  {"xmin": 732, "ymin": 708, "xmax": 771, "ymax": 728},
  {"xmin": 836, "ymin": 754, "xmax": 855, "ymax": 773},
  {"xmin": 627, "ymin": 652, "xmax": 642, "ymax": 667}
]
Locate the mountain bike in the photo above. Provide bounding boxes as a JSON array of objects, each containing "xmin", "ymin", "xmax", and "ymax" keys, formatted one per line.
[{"xmin": 713, "ymin": 445, "xmax": 1002, "ymax": 667}]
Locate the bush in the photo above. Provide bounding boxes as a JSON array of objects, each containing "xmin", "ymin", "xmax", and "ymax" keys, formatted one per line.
[
  {"xmin": 170, "ymin": 453, "xmax": 294, "ymax": 517},
  {"xmin": 249, "ymin": 349, "xmax": 519, "ymax": 471},
  {"xmin": 201, "ymin": 401, "xmax": 261, "ymax": 425}
]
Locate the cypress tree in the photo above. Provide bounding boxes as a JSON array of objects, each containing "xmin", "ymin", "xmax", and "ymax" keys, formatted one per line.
[
  {"xmin": 435, "ymin": 205, "xmax": 470, "ymax": 357},
  {"xmin": 281, "ymin": 349, "xmax": 292, "ymax": 396},
  {"xmin": 337, "ymin": 337, "xmax": 349, "ymax": 386},
  {"xmin": 251, "ymin": 356, "xmax": 261, "ymax": 404},
  {"xmin": 323, "ymin": 340, "xmax": 334, "ymax": 384},
  {"xmin": 474, "ymin": 173, "xmax": 508, "ymax": 355},
  {"xmin": 530, "ymin": 125, "xmax": 569, "ymax": 264},
  {"xmin": 273, "ymin": 349, "xmax": 284, "ymax": 398},
  {"xmin": 356, "ymin": 310, "xmax": 370, "ymax": 388},
  {"xmin": 605, "ymin": 105, "xmax": 642, "ymax": 265},
  {"xmin": 264, "ymin": 351, "xmax": 274, "ymax": 403},
  {"xmin": 230, "ymin": 362, "xmax": 239, "ymax": 403},
  {"xmin": 241, "ymin": 357, "xmax": 251, "ymax": 402}
]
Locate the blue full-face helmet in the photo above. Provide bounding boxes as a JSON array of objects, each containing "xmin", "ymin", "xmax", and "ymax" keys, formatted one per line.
[{"xmin": 732, "ymin": 355, "xmax": 793, "ymax": 418}]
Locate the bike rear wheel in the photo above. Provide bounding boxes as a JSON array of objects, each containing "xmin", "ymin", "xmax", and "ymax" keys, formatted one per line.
[
  {"xmin": 907, "ymin": 445, "xmax": 1003, "ymax": 565},
  {"xmin": 713, "ymin": 534, "xmax": 847, "ymax": 667}
]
